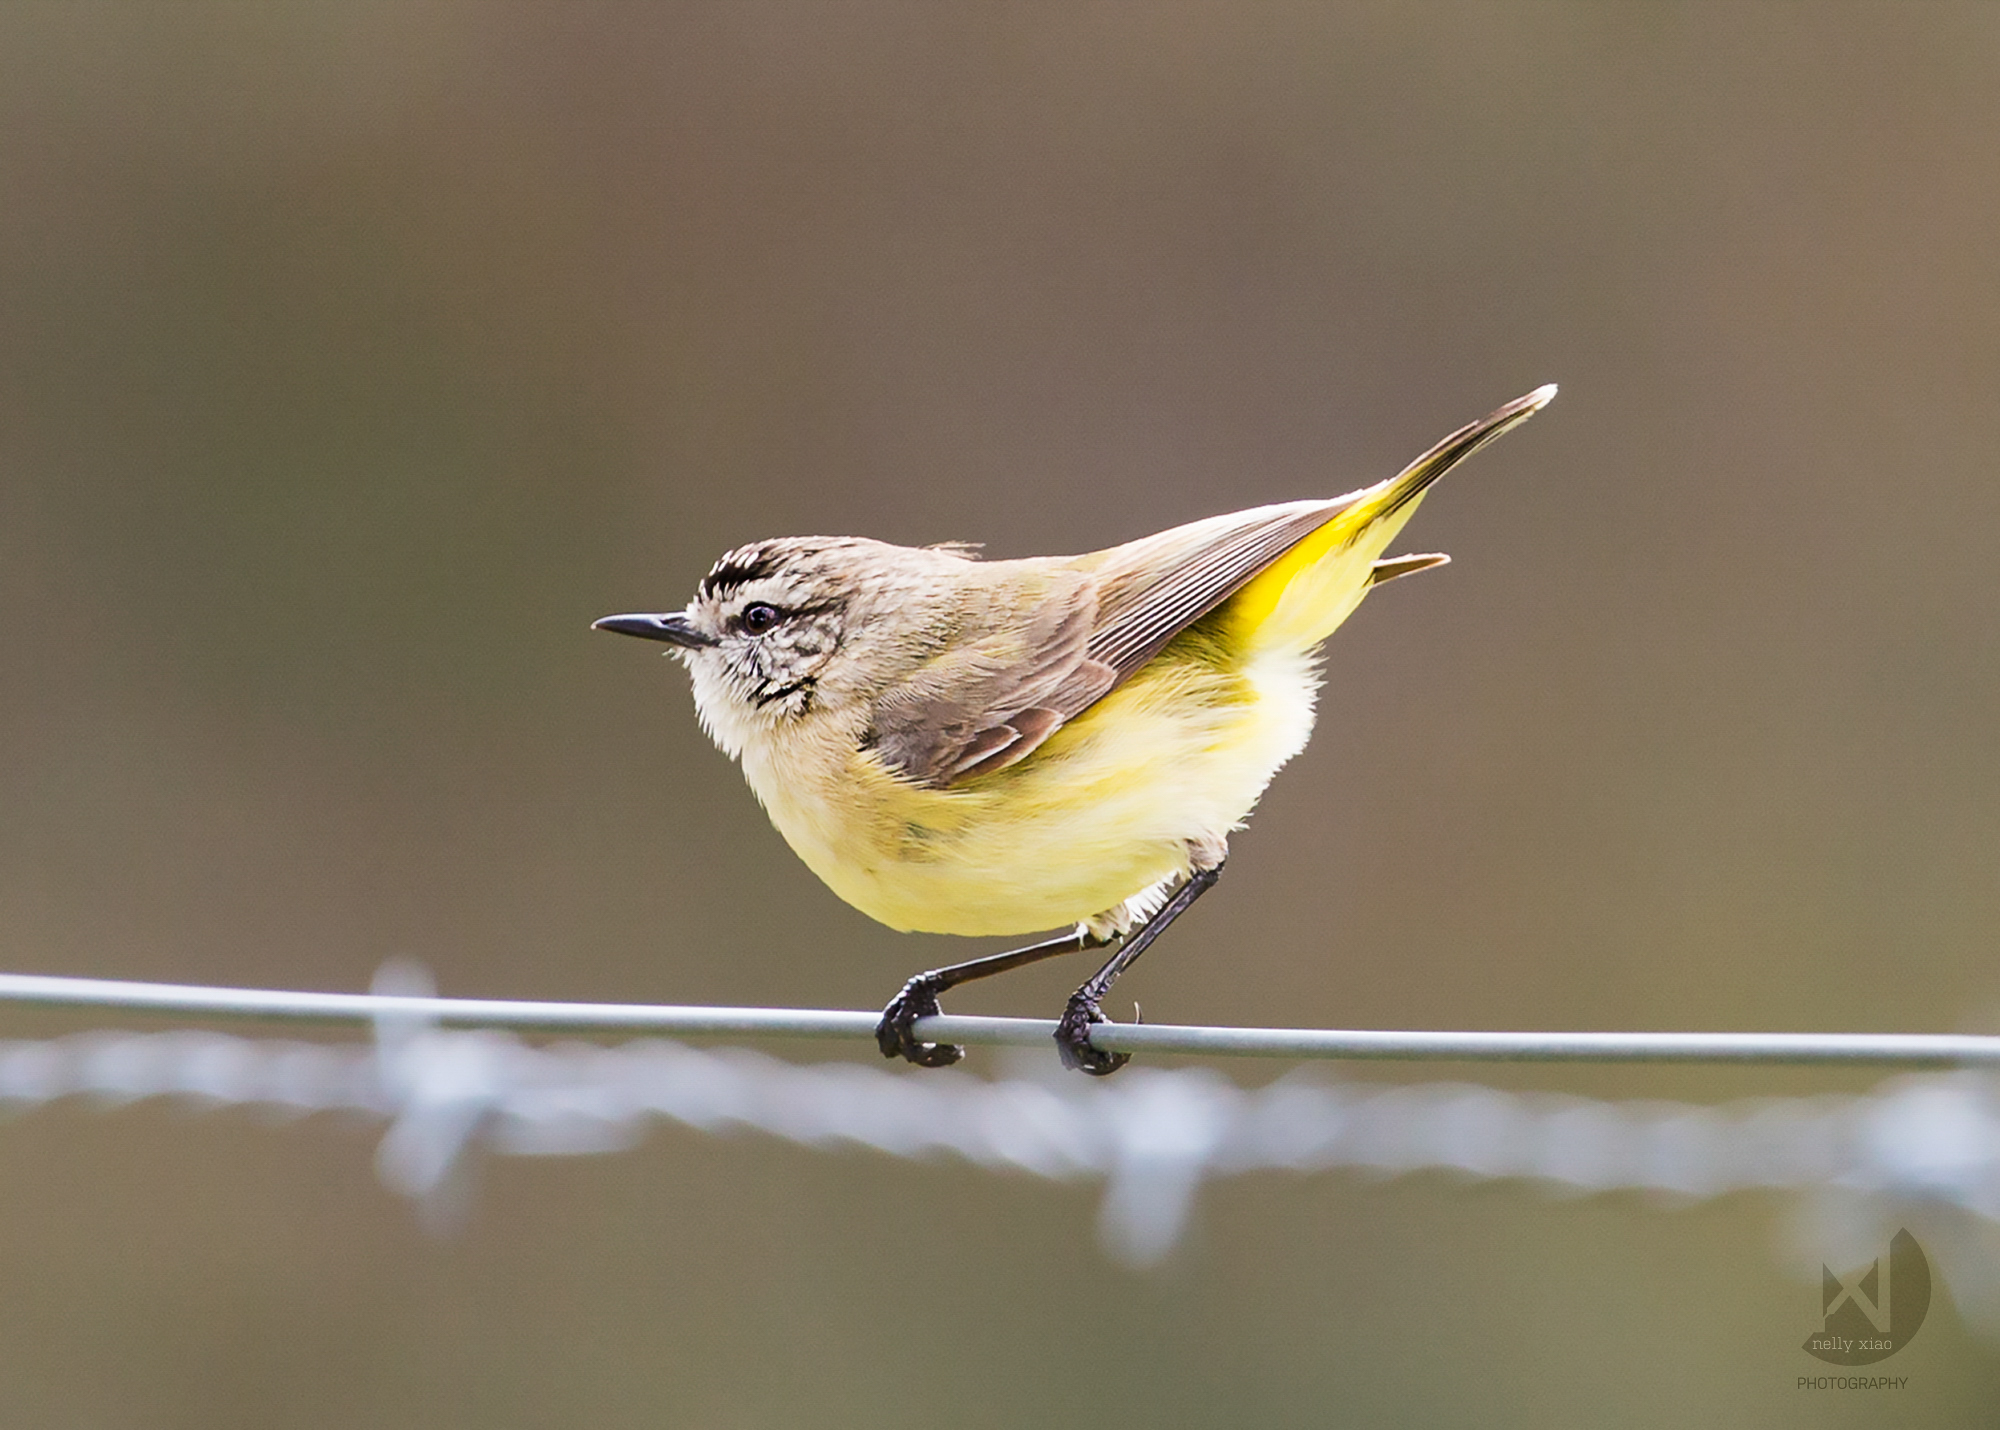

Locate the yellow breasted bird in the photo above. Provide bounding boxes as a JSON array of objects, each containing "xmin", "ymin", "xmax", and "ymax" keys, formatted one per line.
[{"xmin": 597, "ymin": 385, "xmax": 1555, "ymax": 1073}]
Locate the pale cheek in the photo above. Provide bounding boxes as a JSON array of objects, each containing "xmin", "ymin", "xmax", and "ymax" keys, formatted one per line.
[
  {"xmin": 686, "ymin": 664, "xmax": 756, "ymax": 759},
  {"xmin": 775, "ymin": 625, "xmax": 842, "ymax": 677},
  {"xmin": 794, "ymin": 625, "xmax": 837, "ymax": 657},
  {"xmin": 719, "ymin": 642, "xmax": 768, "ymax": 683}
]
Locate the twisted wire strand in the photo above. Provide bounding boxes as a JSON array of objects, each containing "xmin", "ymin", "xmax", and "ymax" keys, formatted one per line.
[{"xmin": 3, "ymin": 965, "xmax": 1999, "ymax": 1330}]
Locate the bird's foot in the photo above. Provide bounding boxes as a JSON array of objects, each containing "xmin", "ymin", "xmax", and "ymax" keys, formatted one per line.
[
  {"xmin": 1054, "ymin": 992, "xmax": 1131, "ymax": 1077},
  {"xmin": 875, "ymin": 975, "xmax": 965, "ymax": 1068}
]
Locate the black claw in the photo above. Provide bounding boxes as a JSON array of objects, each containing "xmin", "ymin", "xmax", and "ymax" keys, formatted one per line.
[
  {"xmin": 876, "ymin": 975, "xmax": 965, "ymax": 1068},
  {"xmin": 1054, "ymin": 992, "xmax": 1131, "ymax": 1077}
]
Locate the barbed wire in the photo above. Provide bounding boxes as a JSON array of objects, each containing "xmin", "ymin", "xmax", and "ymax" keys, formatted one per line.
[
  {"xmin": 4, "ymin": 969, "xmax": 1998, "ymax": 1066},
  {"xmin": 4, "ymin": 966, "xmax": 1999, "ymax": 1332}
]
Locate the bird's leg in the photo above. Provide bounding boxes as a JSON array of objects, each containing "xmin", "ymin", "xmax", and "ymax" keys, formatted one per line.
[
  {"xmin": 877, "ymin": 928, "xmax": 1111, "ymax": 1067},
  {"xmin": 1055, "ymin": 862, "xmax": 1224, "ymax": 1076}
]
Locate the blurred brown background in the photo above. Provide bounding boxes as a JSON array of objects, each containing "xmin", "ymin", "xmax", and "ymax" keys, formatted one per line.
[{"xmin": 2, "ymin": 2, "xmax": 1997, "ymax": 1424}]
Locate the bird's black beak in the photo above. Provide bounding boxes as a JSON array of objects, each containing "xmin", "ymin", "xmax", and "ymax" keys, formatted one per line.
[{"xmin": 591, "ymin": 612, "xmax": 718, "ymax": 649}]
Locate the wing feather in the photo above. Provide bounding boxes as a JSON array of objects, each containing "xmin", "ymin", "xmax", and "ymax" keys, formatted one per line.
[{"xmin": 866, "ymin": 577, "xmax": 1117, "ymax": 787}]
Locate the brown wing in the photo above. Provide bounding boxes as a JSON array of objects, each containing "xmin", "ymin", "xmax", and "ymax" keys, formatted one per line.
[
  {"xmin": 865, "ymin": 574, "xmax": 1118, "ymax": 787},
  {"xmin": 868, "ymin": 498, "xmax": 1357, "ymax": 788}
]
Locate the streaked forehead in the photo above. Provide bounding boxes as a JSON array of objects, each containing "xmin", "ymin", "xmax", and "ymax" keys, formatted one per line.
[
  {"xmin": 697, "ymin": 544, "xmax": 789, "ymax": 600},
  {"xmin": 694, "ymin": 537, "xmax": 871, "ymax": 604},
  {"xmin": 696, "ymin": 536, "xmax": 868, "ymax": 604}
]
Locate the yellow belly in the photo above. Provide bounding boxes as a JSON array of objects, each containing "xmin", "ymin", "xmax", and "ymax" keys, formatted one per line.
[{"xmin": 741, "ymin": 643, "xmax": 1321, "ymax": 936}]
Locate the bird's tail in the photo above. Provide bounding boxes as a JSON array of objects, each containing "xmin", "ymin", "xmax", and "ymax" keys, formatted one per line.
[{"xmin": 1223, "ymin": 384, "xmax": 1556, "ymax": 654}]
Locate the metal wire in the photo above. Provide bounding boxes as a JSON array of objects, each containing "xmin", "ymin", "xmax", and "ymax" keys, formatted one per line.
[
  {"xmin": 5, "ymin": 966, "xmax": 2000, "ymax": 1332},
  {"xmin": 2, "ymin": 970, "xmax": 1996, "ymax": 1066}
]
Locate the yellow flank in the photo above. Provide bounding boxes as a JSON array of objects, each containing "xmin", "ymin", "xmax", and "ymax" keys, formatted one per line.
[{"xmin": 1224, "ymin": 478, "xmax": 1427, "ymax": 654}]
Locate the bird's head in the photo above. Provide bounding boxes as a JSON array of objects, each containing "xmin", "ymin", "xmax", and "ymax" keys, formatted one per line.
[{"xmin": 595, "ymin": 536, "xmax": 973, "ymax": 758}]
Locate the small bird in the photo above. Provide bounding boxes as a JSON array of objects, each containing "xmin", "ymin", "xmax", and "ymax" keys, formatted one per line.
[{"xmin": 597, "ymin": 385, "xmax": 1555, "ymax": 1074}]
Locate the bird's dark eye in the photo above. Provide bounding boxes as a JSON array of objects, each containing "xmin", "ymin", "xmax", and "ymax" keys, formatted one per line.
[{"xmin": 740, "ymin": 603, "xmax": 780, "ymax": 635}]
